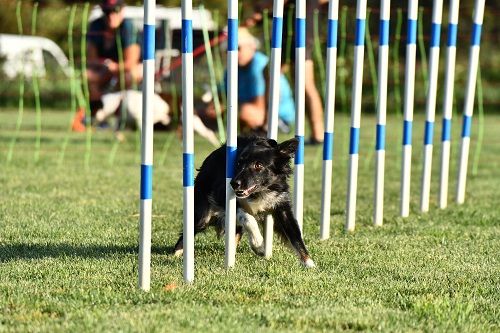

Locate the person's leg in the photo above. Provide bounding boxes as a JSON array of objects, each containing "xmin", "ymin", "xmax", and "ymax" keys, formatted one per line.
[{"xmin": 304, "ymin": 59, "xmax": 324, "ymax": 142}]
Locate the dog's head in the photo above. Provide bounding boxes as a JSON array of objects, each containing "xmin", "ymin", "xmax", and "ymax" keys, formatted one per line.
[{"xmin": 230, "ymin": 137, "xmax": 298, "ymax": 199}]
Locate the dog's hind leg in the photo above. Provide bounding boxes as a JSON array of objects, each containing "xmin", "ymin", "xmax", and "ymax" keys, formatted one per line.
[
  {"xmin": 173, "ymin": 222, "xmax": 208, "ymax": 258},
  {"xmin": 237, "ymin": 208, "xmax": 265, "ymax": 257},
  {"xmin": 272, "ymin": 203, "xmax": 315, "ymax": 268},
  {"xmin": 173, "ymin": 206, "xmax": 213, "ymax": 257}
]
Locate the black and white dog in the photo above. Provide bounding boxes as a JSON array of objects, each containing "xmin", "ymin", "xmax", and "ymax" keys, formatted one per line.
[{"xmin": 174, "ymin": 136, "xmax": 315, "ymax": 268}]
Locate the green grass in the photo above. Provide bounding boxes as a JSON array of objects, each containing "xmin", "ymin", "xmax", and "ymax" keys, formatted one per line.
[{"xmin": 0, "ymin": 109, "xmax": 499, "ymax": 332}]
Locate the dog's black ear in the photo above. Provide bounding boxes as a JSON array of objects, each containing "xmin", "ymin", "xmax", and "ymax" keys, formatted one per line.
[
  {"xmin": 266, "ymin": 138, "xmax": 278, "ymax": 147},
  {"xmin": 277, "ymin": 138, "xmax": 299, "ymax": 157},
  {"xmin": 252, "ymin": 137, "xmax": 277, "ymax": 148}
]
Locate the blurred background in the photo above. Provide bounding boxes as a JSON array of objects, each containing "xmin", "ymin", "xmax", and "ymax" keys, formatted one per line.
[{"xmin": 0, "ymin": 0, "xmax": 498, "ymax": 121}]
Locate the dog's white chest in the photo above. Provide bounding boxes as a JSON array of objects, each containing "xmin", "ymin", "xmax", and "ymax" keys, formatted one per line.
[{"xmin": 238, "ymin": 192, "xmax": 285, "ymax": 216}]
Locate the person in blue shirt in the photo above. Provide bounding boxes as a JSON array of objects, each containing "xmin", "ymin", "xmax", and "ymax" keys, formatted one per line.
[
  {"xmin": 86, "ymin": 0, "xmax": 141, "ymax": 115},
  {"xmin": 245, "ymin": 0, "xmax": 327, "ymax": 144},
  {"xmin": 231, "ymin": 28, "xmax": 295, "ymax": 133}
]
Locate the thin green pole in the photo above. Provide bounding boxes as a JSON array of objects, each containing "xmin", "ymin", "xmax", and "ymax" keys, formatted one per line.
[
  {"xmin": 393, "ymin": 8, "xmax": 403, "ymax": 170},
  {"xmin": 238, "ymin": 1, "xmax": 243, "ymax": 26},
  {"xmin": 284, "ymin": 3, "xmax": 294, "ymax": 70},
  {"xmin": 472, "ymin": 67, "xmax": 484, "ymax": 176},
  {"xmin": 393, "ymin": 8, "xmax": 403, "ymax": 117},
  {"xmin": 200, "ymin": 4, "xmax": 225, "ymax": 143},
  {"xmin": 130, "ymin": 26, "xmax": 140, "ymax": 164},
  {"xmin": 212, "ymin": 10, "xmax": 227, "ymax": 108},
  {"xmin": 418, "ymin": 6, "xmax": 429, "ymax": 91},
  {"xmin": 32, "ymin": 2, "xmax": 42, "ymax": 163},
  {"xmin": 365, "ymin": 8, "xmax": 378, "ymax": 108},
  {"xmin": 159, "ymin": 131, "xmax": 176, "ymax": 167},
  {"xmin": 338, "ymin": 6, "xmax": 348, "ymax": 113},
  {"xmin": 170, "ymin": 80, "xmax": 179, "ymax": 127},
  {"xmin": 58, "ymin": 4, "xmax": 78, "ymax": 166},
  {"xmin": 159, "ymin": 81, "xmax": 179, "ymax": 166},
  {"xmin": 364, "ymin": 8, "xmax": 378, "ymax": 169},
  {"xmin": 108, "ymin": 30, "xmax": 128, "ymax": 166},
  {"xmin": 81, "ymin": 2, "xmax": 92, "ymax": 170},
  {"xmin": 263, "ymin": 8, "xmax": 271, "ymax": 58},
  {"xmin": 6, "ymin": 0, "xmax": 25, "ymax": 163},
  {"xmin": 313, "ymin": 8, "xmax": 326, "ymax": 101}
]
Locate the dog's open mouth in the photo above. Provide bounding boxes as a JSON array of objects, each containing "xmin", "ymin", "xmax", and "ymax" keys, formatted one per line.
[{"xmin": 234, "ymin": 184, "xmax": 257, "ymax": 198}]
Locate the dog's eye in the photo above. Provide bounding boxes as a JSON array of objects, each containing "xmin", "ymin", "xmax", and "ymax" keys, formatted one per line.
[{"xmin": 254, "ymin": 162, "xmax": 264, "ymax": 171}]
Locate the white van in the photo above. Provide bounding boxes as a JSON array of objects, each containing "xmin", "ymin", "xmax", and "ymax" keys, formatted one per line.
[{"xmin": 0, "ymin": 34, "xmax": 70, "ymax": 79}]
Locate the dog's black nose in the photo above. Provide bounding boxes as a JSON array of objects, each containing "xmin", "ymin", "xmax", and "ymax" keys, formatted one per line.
[{"xmin": 230, "ymin": 179, "xmax": 241, "ymax": 190}]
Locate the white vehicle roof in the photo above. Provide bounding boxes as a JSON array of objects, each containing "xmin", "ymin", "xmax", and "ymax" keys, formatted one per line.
[
  {"xmin": 89, "ymin": 5, "xmax": 216, "ymax": 31},
  {"xmin": 0, "ymin": 34, "xmax": 70, "ymax": 78}
]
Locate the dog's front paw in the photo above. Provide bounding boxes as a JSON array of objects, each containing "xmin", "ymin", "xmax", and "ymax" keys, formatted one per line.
[
  {"xmin": 173, "ymin": 248, "xmax": 184, "ymax": 258},
  {"xmin": 250, "ymin": 242, "xmax": 266, "ymax": 257},
  {"xmin": 302, "ymin": 258, "xmax": 316, "ymax": 268}
]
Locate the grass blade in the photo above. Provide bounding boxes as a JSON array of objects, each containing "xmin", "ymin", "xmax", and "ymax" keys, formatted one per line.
[{"xmin": 6, "ymin": 0, "xmax": 25, "ymax": 163}]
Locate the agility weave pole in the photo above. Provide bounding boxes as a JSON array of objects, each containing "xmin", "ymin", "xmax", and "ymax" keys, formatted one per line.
[
  {"xmin": 456, "ymin": 0, "xmax": 485, "ymax": 204},
  {"xmin": 420, "ymin": 0, "xmax": 444, "ymax": 213},
  {"xmin": 264, "ymin": 0, "xmax": 284, "ymax": 258},
  {"xmin": 319, "ymin": 0, "xmax": 339, "ymax": 240},
  {"xmin": 400, "ymin": 0, "xmax": 418, "ymax": 218},
  {"xmin": 293, "ymin": 0, "xmax": 306, "ymax": 233},
  {"xmin": 345, "ymin": 0, "xmax": 366, "ymax": 232},
  {"xmin": 134, "ymin": 2, "xmax": 487, "ymax": 289},
  {"xmin": 225, "ymin": 0, "xmax": 238, "ymax": 269},
  {"xmin": 139, "ymin": 0, "xmax": 156, "ymax": 290},
  {"xmin": 373, "ymin": 0, "xmax": 391, "ymax": 227},
  {"xmin": 438, "ymin": 0, "xmax": 460, "ymax": 210},
  {"xmin": 181, "ymin": 0, "xmax": 195, "ymax": 283}
]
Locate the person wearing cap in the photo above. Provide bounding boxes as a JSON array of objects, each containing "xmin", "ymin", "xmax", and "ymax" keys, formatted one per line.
[
  {"xmin": 246, "ymin": 0, "xmax": 327, "ymax": 144},
  {"xmin": 86, "ymin": 0, "xmax": 141, "ymax": 116},
  {"xmin": 226, "ymin": 27, "xmax": 295, "ymax": 134}
]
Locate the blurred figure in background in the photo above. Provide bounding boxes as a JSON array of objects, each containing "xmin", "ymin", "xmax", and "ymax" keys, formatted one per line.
[
  {"xmin": 246, "ymin": 0, "xmax": 326, "ymax": 144},
  {"xmin": 73, "ymin": 0, "xmax": 142, "ymax": 131},
  {"xmin": 226, "ymin": 27, "xmax": 295, "ymax": 134},
  {"xmin": 234, "ymin": 27, "xmax": 267, "ymax": 132}
]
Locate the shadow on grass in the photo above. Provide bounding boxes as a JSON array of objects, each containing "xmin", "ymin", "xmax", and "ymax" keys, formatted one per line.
[{"xmin": 0, "ymin": 243, "xmax": 175, "ymax": 262}]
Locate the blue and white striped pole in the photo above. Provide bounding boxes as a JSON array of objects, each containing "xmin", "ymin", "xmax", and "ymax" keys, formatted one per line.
[
  {"xmin": 420, "ymin": 0, "xmax": 444, "ymax": 213},
  {"xmin": 225, "ymin": 0, "xmax": 238, "ymax": 268},
  {"xmin": 181, "ymin": 0, "xmax": 195, "ymax": 283},
  {"xmin": 138, "ymin": 0, "xmax": 155, "ymax": 291},
  {"xmin": 319, "ymin": 0, "xmax": 339, "ymax": 240},
  {"xmin": 294, "ymin": 0, "xmax": 306, "ymax": 233},
  {"xmin": 456, "ymin": 0, "xmax": 485, "ymax": 204},
  {"xmin": 345, "ymin": 0, "xmax": 366, "ymax": 232},
  {"xmin": 400, "ymin": 0, "xmax": 419, "ymax": 218},
  {"xmin": 373, "ymin": 0, "xmax": 390, "ymax": 226},
  {"xmin": 438, "ymin": 0, "xmax": 460, "ymax": 209},
  {"xmin": 264, "ymin": 0, "xmax": 284, "ymax": 257}
]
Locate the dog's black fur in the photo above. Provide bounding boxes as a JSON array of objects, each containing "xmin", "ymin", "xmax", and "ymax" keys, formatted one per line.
[{"xmin": 174, "ymin": 135, "xmax": 314, "ymax": 267}]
